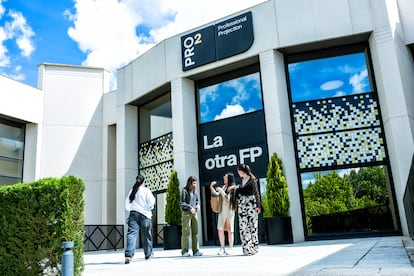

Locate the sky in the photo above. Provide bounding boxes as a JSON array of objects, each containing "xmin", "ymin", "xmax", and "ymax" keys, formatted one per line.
[
  {"xmin": 0, "ymin": 0, "xmax": 267, "ymax": 89},
  {"xmin": 288, "ymin": 52, "xmax": 371, "ymax": 103},
  {"xmin": 199, "ymin": 72, "xmax": 263, "ymax": 123}
]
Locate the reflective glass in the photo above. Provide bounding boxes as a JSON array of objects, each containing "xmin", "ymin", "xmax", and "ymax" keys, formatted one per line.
[
  {"xmin": 198, "ymin": 72, "xmax": 262, "ymax": 123},
  {"xmin": 288, "ymin": 53, "xmax": 371, "ymax": 103}
]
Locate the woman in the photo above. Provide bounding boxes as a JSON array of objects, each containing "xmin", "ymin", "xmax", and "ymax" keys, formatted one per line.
[
  {"xmin": 124, "ymin": 175, "xmax": 155, "ymax": 264},
  {"xmin": 210, "ymin": 172, "xmax": 237, "ymax": 255},
  {"xmin": 180, "ymin": 176, "xmax": 203, "ymax": 257},
  {"xmin": 229, "ymin": 164, "xmax": 262, "ymax": 256}
]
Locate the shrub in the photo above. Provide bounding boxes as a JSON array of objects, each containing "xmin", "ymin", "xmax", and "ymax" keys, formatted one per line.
[
  {"xmin": 0, "ymin": 176, "xmax": 85, "ymax": 275},
  {"xmin": 265, "ymin": 152, "xmax": 290, "ymax": 217},
  {"xmin": 165, "ymin": 170, "xmax": 181, "ymax": 225}
]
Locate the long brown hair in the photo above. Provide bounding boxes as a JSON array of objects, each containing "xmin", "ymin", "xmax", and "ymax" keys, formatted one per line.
[
  {"xmin": 226, "ymin": 172, "xmax": 238, "ymax": 211},
  {"xmin": 237, "ymin": 163, "xmax": 257, "ymax": 180},
  {"xmin": 185, "ymin": 176, "xmax": 197, "ymax": 193}
]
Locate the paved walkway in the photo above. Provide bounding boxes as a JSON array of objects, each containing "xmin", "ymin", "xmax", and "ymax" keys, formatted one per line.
[{"xmin": 83, "ymin": 236, "xmax": 414, "ymax": 275}]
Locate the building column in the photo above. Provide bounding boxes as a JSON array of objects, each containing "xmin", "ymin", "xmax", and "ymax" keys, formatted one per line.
[
  {"xmin": 116, "ymin": 104, "xmax": 138, "ymax": 225},
  {"xmin": 369, "ymin": 6, "xmax": 414, "ymax": 235},
  {"xmin": 260, "ymin": 49, "xmax": 305, "ymax": 242},
  {"xmin": 171, "ymin": 77, "xmax": 199, "ymax": 187},
  {"xmin": 171, "ymin": 77, "xmax": 202, "ymax": 244}
]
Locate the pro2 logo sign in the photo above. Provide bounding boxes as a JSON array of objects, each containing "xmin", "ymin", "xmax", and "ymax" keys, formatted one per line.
[
  {"xmin": 181, "ymin": 11, "xmax": 254, "ymax": 71},
  {"xmin": 181, "ymin": 25, "xmax": 215, "ymax": 71}
]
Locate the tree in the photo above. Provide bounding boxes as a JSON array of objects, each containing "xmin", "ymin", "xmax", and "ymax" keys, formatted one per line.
[
  {"xmin": 265, "ymin": 152, "xmax": 290, "ymax": 217},
  {"xmin": 348, "ymin": 166, "xmax": 388, "ymax": 205},
  {"xmin": 165, "ymin": 170, "xmax": 181, "ymax": 225}
]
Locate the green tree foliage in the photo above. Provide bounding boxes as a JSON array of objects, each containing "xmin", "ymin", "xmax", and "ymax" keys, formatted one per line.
[
  {"xmin": 265, "ymin": 152, "xmax": 290, "ymax": 217},
  {"xmin": 348, "ymin": 166, "xmax": 388, "ymax": 206},
  {"xmin": 303, "ymin": 166, "xmax": 389, "ymax": 232},
  {"xmin": 165, "ymin": 170, "xmax": 182, "ymax": 225},
  {"xmin": 304, "ymin": 171, "xmax": 354, "ymax": 220}
]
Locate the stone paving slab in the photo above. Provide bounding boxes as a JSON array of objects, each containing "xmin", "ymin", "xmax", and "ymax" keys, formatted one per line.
[{"xmin": 83, "ymin": 236, "xmax": 414, "ymax": 276}]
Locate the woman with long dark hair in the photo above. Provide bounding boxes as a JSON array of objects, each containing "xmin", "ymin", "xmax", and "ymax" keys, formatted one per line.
[
  {"xmin": 229, "ymin": 164, "xmax": 262, "ymax": 256},
  {"xmin": 180, "ymin": 176, "xmax": 203, "ymax": 257},
  {"xmin": 210, "ymin": 172, "xmax": 238, "ymax": 255},
  {"xmin": 124, "ymin": 175, "xmax": 155, "ymax": 264}
]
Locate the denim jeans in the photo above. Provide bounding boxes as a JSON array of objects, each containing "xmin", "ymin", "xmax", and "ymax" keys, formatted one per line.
[{"xmin": 125, "ymin": 211, "xmax": 153, "ymax": 259}]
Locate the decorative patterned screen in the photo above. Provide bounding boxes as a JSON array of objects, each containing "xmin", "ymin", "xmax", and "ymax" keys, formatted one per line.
[
  {"xmin": 138, "ymin": 132, "xmax": 173, "ymax": 191},
  {"xmin": 293, "ymin": 93, "xmax": 386, "ymax": 170}
]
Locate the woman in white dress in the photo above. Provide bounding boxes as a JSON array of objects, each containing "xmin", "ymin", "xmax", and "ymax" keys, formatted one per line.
[{"xmin": 210, "ymin": 172, "xmax": 237, "ymax": 255}]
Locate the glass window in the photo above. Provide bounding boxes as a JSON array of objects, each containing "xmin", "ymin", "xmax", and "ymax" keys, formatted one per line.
[
  {"xmin": 288, "ymin": 52, "xmax": 371, "ymax": 103},
  {"xmin": 198, "ymin": 71, "xmax": 263, "ymax": 124},
  {"xmin": 286, "ymin": 45, "xmax": 399, "ymax": 238},
  {"xmin": 0, "ymin": 119, "xmax": 25, "ymax": 186}
]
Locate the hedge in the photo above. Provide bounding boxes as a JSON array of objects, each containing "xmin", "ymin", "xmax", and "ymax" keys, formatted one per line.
[{"xmin": 0, "ymin": 176, "xmax": 85, "ymax": 275}]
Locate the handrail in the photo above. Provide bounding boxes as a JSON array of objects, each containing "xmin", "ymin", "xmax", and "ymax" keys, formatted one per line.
[{"xmin": 84, "ymin": 225, "xmax": 124, "ymax": 252}]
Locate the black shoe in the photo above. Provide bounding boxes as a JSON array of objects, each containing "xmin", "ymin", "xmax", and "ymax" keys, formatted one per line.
[
  {"xmin": 145, "ymin": 253, "xmax": 154, "ymax": 260},
  {"xmin": 125, "ymin": 257, "xmax": 131, "ymax": 264}
]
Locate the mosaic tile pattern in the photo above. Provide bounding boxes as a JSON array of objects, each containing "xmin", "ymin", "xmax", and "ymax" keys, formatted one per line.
[
  {"xmin": 139, "ymin": 161, "xmax": 174, "ymax": 191},
  {"xmin": 293, "ymin": 93, "xmax": 380, "ymax": 135},
  {"xmin": 292, "ymin": 93, "xmax": 386, "ymax": 170},
  {"xmin": 138, "ymin": 133, "xmax": 173, "ymax": 191},
  {"xmin": 296, "ymin": 128, "xmax": 386, "ymax": 169}
]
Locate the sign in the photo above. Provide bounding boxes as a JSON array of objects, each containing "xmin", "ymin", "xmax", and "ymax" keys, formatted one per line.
[
  {"xmin": 181, "ymin": 26, "xmax": 215, "ymax": 71},
  {"xmin": 215, "ymin": 11, "xmax": 254, "ymax": 60},
  {"xmin": 181, "ymin": 11, "xmax": 254, "ymax": 71},
  {"xmin": 197, "ymin": 111, "xmax": 268, "ymax": 186}
]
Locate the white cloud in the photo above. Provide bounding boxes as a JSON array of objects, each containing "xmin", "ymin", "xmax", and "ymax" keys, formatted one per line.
[
  {"xmin": 65, "ymin": 0, "xmax": 267, "ymax": 89},
  {"xmin": 7, "ymin": 10, "xmax": 35, "ymax": 57},
  {"xmin": 333, "ymin": 91, "xmax": 346, "ymax": 97},
  {"xmin": 0, "ymin": 2, "xmax": 34, "ymax": 80},
  {"xmin": 0, "ymin": 27, "xmax": 10, "ymax": 67},
  {"xmin": 214, "ymin": 104, "xmax": 245, "ymax": 120},
  {"xmin": 350, "ymin": 69, "xmax": 368, "ymax": 93},
  {"xmin": 320, "ymin": 80, "xmax": 344, "ymax": 91}
]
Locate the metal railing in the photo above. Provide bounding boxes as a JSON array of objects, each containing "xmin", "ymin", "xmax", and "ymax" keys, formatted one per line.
[{"xmin": 84, "ymin": 225, "xmax": 124, "ymax": 252}]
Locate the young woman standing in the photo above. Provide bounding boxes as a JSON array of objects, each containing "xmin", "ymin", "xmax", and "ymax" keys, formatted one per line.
[
  {"xmin": 180, "ymin": 176, "xmax": 203, "ymax": 257},
  {"xmin": 229, "ymin": 164, "xmax": 262, "ymax": 256},
  {"xmin": 210, "ymin": 172, "xmax": 238, "ymax": 255},
  {"xmin": 124, "ymin": 175, "xmax": 155, "ymax": 264}
]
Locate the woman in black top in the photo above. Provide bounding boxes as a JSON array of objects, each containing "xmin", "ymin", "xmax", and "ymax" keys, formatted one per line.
[{"xmin": 229, "ymin": 164, "xmax": 261, "ymax": 256}]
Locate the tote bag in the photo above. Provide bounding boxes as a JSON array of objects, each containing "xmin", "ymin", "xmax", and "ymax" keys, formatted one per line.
[{"xmin": 210, "ymin": 195, "xmax": 222, "ymax": 213}]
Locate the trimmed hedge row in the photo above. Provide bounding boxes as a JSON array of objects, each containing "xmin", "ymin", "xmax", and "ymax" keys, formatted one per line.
[{"xmin": 0, "ymin": 176, "xmax": 85, "ymax": 275}]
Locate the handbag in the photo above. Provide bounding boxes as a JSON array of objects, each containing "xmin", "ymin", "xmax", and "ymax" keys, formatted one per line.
[{"xmin": 210, "ymin": 194, "xmax": 222, "ymax": 213}]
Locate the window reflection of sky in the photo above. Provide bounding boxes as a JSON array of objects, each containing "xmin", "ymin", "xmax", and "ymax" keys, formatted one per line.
[
  {"xmin": 199, "ymin": 72, "xmax": 263, "ymax": 123},
  {"xmin": 288, "ymin": 53, "xmax": 371, "ymax": 103}
]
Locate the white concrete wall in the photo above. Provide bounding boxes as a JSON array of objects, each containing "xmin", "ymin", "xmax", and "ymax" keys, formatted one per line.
[
  {"xmin": 0, "ymin": 75, "xmax": 43, "ymax": 123},
  {"xmin": 102, "ymin": 91, "xmax": 117, "ymax": 224},
  {"xmin": 397, "ymin": 0, "xmax": 414, "ymax": 44},
  {"xmin": 368, "ymin": 0, "xmax": 414, "ymax": 236},
  {"xmin": 0, "ymin": 75, "xmax": 43, "ymax": 182},
  {"xmin": 38, "ymin": 64, "xmax": 110, "ymax": 225}
]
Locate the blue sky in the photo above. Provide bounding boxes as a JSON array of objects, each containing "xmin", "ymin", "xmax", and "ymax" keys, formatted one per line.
[
  {"xmin": 199, "ymin": 72, "xmax": 263, "ymax": 123},
  {"xmin": 288, "ymin": 53, "xmax": 371, "ymax": 103},
  {"xmin": 0, "ymin": 0, "xmax": 266, "ymax": 89}
]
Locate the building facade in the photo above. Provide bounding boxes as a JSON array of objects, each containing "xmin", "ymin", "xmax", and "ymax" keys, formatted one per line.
[{"xmin": 1, "ymin": 0, "xmax": 414, "ymax": 245}]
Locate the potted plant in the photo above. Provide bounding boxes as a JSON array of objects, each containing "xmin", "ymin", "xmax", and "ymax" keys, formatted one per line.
[
  {"xmin": 163, "ymin": 170, "xmax": 182, "ymax": 249},
  {"xmin": 264, "ymin": 152, "xmax": 293, "ymax": 244}
]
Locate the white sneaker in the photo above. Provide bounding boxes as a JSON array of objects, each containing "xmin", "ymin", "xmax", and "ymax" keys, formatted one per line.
[
  {"xmin": 217, "ymin": 248, "xmax": 225, "ymax": 255},
  {"xmin": 226, "ymin": 248, "xmax": 233, "ymax": 255}
]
